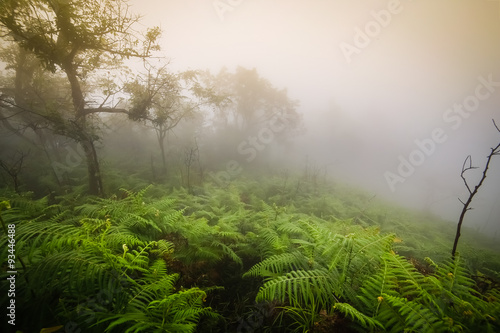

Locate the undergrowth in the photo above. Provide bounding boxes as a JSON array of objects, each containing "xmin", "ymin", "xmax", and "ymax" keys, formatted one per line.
[{"xmin": 0, "ymin": 175, "xmax": 499, "ymax": 332}]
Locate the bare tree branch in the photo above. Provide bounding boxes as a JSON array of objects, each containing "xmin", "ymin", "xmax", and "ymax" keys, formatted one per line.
[
  {"xmin": 452, "ymin": 119, "xmax": 500, "ymax": 258},
  {"xmin": 0, "ymin": 151, "xmax": 28, "ymax": 193},
  {"xmin": 460, "ymin": 155, "xmax": 477, "ymax": 194}
]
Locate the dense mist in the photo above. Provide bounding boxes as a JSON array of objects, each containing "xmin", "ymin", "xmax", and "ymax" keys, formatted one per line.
[
  {"xmin": 123, "ymin": 0, "xmax": 500, "ymax": 233},
  {"xmin": 1, "ymin": 1, "xmax": 499, "ymax": 230},
  {"xmin": 2, "ymin": 1, "xmax": 500, "ymax": 332}
]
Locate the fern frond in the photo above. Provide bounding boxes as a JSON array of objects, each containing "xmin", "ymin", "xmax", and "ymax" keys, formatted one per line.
[
  {"xmin": 385, "ymin": 252, "xmax": 426, "ymax": 298},
  {"xmin": 357, "ymin": 258, "xmax": 398, "ymax": 315},
  {"xmin": 101, "ymin": 275, "xmax": 217, "ymax": 333},
  {"xmin": 334, "ymin": 302, "xmax": 384, "ymax": 330},
  {"xmin": 6, "ymin": 194, "xmax": 50, "ymax": 217},
  {"xmin": 437, "ymin": 254, "xmax": 476, "ymax": 297},
  {"xmin": 374, "ymin": 300, "xmax": 406, "ymax": 332},
  {"xmin": 120, "ymin": 244, "xmax": 155, "ymax": 273},
  {"xmin": 104, "ymin": 226, "xmax": 146, "ymax": 249},
  {"xmin": 149, "ymin": 239, "xmax": 175, "ymax": 257},
  {"xmin": 383, "ymin": 293, "xmax": 447, "ymax": 332},
  {"xmin": 28, "ymin": 249, "xmax": 115, "ymax": 295},
  {"xmin": 256, "ymin": 268, "xmax": 339, "ymax": 309},
  {"xmin": 211, "ymin": 240, "xmax": 242, "ymax": 266},
  {"xmin": 161, "ymin": 209, "xmax": 185, "ymax": 231},
  {"xmin": 296, "ymin": 219, "xmax": 324, "ymax": 243},
  {"xmin": 259, "ymin": 227, "xmax": 290, "ymax": 254},
  {"xmin": 243, "ymin": 252, "xmax": 308, "ymax": 278},
  {"xmin": 143, "ymin": 259, "xmax": 168, "ymax": 283},
  {"xmin": 119, "ymin": 213, "xmax": 162, "ymax": 233},
  {"xmin": 277, "ymin": 221, "xmax": 308, "ymax": 236},
  {"xmin": 15, "ymin": 220, "xmax": 82, "ymax": 256},
  {"xmin": 151, "ymin": 197, "xmax": 176, "ymax": 211}
]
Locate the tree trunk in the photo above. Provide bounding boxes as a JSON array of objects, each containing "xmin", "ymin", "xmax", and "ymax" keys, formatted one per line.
[
  {"xmin": 159, "ymin": 138, "xmax": 167, "ymax": 175},
  {"xmin": 80, "ymin": 137, "xmax": 104, "ymax": 196},
  {"xmin": 157, "ymin": 127, "xmax": 167, "ymax": 177},
  {"xmin": 63, "ymin": 59, "xmax": 104, "ymax": 196}
]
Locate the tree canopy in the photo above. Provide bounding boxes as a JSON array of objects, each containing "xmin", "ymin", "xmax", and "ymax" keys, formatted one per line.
[{"xmin": 0, "ymin": 0, "xmax": 160, "ymax": 196}]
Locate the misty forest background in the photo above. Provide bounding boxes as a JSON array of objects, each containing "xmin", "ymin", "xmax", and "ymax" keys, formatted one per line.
[{"xmin": 1, "ymin": 0, "xmax": 500, "ymax": 332}]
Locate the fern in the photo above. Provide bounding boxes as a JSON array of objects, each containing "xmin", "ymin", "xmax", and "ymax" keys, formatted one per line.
[
  {"xmin": 99, "ymin": 266, "xmax": 219, "ymax": 333},
  {"xmin": 357, "ymin": 258, "xmax": 399, "ymax": 316},
  {"xmin": 2, "ymin": 178, "xmax": 499, "ymax": 333},
  {"xmin": 245, "ymin": 216, "xmax": 400, "ymax": 331},
  {"xmin": 437, "ymin": 254, "xmax": 476, "ymax": 297},
  {"xmin": 351, "ymin": 251, "xmax": 500, "ymax": 332},
  {"xmin": 243, "ymin": 252, "xmax": 309, "ymax": 278},
  {"xmin": 211, "ymin": 240, "xmax": 243, "ymax": 266},
  {"xmin": 13, "ymin": 220, "xmax": 82, "ymax": 261},
  {"xmin": 256, "ymin": 268, "xmax": 340, "ymax": 309},
  {"xmin": 27, "ymin": 248, "xmax": 116, "ymax": 295},
  {"xmin": 383, "ymin": 294, "xmax": 447, "ymax": 332},
  {"xmin": 258, "ymin": 227, "xmax": 291, "ymax": 255},
  {"xmin": 334, "ymin": 302, "xmax": 383, "ymax": 331},
  {"xmin": 274, "ymin": 303, "xmax": 321, "ymax": 333},
  {"xmin": 385, "ymin": 251, "xmax": 428, "ymax": 298}
]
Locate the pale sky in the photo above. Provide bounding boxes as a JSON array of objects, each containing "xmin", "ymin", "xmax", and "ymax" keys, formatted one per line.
[{"xmin": 128, "ymin": 0, "xmax": 500, "ymax": 230}]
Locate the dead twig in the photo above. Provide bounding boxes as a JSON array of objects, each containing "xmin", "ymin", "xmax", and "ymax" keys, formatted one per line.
[{"xmin": 452, "ymin": 119, "xmax": 500, "ymax": 258}]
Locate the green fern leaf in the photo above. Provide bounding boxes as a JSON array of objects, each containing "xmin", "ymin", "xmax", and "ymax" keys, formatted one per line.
[{"xmin": 334, "ymin": 302, "xmax": 384, "ymax": 330}]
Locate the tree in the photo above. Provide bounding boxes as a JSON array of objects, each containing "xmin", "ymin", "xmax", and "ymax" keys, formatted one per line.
[
  {"xmin": 0, "ymin": 150, "xmax": 27, "ymax": 193},
  {"xmin": 0, "ymin": 43, "xmax": 76, "ymax": 188},
  {"xmin": 204, "ymin": 67, "xmax": 301, "ymax": 132},
  {"xmin": 0, "ymin": 0, "xmax": 160, "ymax": 196},
  {"xmin": 126, "ymin": 65, "xmax": 224, "ymax": 179},
  {"xmin": 200, "ymin": 67, "xmax": 303, "ymax": 170},
  {"xmin": 452, "ymin": 120, "xmax": 500, "ymax": 258}
]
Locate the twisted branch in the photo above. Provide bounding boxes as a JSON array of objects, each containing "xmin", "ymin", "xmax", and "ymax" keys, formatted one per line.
[{"xmin": 452, "ymin": 119, "xmax": 500, "ymax": 258}]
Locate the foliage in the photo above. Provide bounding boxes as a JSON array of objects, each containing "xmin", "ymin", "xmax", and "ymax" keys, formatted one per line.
[
  {"xmin": 0, "ymin": 0, "xmax": 163, "ymax": 196},
  {"xmin": 0, "ymin": 175, "xmax": 499, "ymax": 332},
  {"xmin": 0, "ymin": 188, "xmax": 218, "ymax": 332}
]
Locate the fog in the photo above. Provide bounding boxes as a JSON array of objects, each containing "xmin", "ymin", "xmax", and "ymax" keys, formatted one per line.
[
  {"xmin": 123, "ymin": 0, "xmax": 500, "ymax": 232},
  {"xmin": 3, "ymin": 2, "xmax": 500, "ymax": 331}
]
